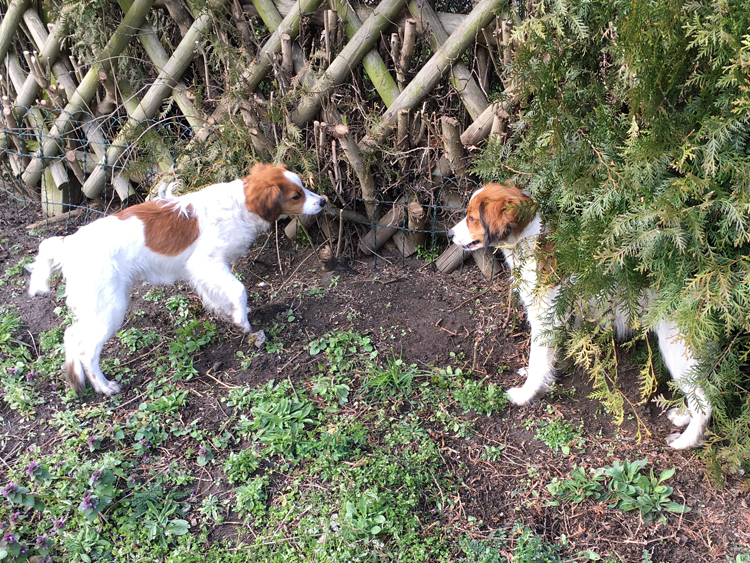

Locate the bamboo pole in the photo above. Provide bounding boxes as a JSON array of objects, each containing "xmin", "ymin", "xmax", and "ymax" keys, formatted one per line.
[
  {"xmin": 375, "ymin": 0, "xmax": 502, "ymax": 138},
  {"xmin": 83, "ymin": 5, "xmax": 220, "ymax": 198},
  {"xmin": 6, "ymin": 53, "xmax": 72, "ymax": 215},
  {"xmin": 117, "ymin": 0, "xmax": 205, "ymax": 130},
  {"xmin": 359, "ymin": 197, "xmax": 406, "ymax": 255},
  {"xmin": 242, "ymin": 1, "xmax": 499, "ymax": 45},
  {"xmin": 407, "ymin": 0, "xmax": 488, "ymax": 121},
  {"xmin": 243, "ymin": 0, "xmax": 325, "ymax": 92},
  {"xmin": 0, "ymin": 0, "xmax": 31, "ymax": 64},
  {"xmin": 21, "ymin": 0, "xmax": 156, "ymax": 190},
  {"xmin": 461, "ymin": 87, "xmax": 514, "ymax": 147},
  {"xmin": 331, "ymin": 121, "xmax": 376, "ymax": 221},
  {"xmin": 441, "ymin": 116, "xmax": 467, "ymax": 176},
  {"xmin": 397, "ymin": 18, "xmax": 417, "ymax": 91},
  {"xmin": 435, "ymin": 243, "xmax": 469, "ymax": 273},
  {"xmin": 12, "ymin": 8, "xmax": 66, "ymax": 123},
  {"xmin": 21, "ymin": 10, "xmax": 77, "ymax": 100},
  {"xmin": 291, "ymin": 0, "xmax": 406, "ymax": 126}
]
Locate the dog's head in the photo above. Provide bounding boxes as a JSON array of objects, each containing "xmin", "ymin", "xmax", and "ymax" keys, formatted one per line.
[
  {"xmin": 243, "ymin": 163, "xmax": 327, "ymax": 222},
  {"xmin": 448, "ymin": 182, "xmax": 534, "ymax": 251}
]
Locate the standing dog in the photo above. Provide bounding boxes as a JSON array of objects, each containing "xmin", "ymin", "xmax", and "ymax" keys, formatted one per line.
[
  {"xmin": 448, "ymin": 182, "xmax": 710, "ymax": 449},
  {"xmin": 27, "ymin": 163, "xmax": 326, "ymax": 396}
]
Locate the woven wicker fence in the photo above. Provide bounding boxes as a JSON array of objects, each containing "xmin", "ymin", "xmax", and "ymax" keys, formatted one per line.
[{"xmin": 0, "ymin": 0, "xmax": 516, "ymax": 277}]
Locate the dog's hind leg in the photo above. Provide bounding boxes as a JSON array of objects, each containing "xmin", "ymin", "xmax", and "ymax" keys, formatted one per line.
[
  {"xmin": 656, "ymin": 320, "xmax": 711, "ymax": 449},
  {"xmin": 64, "ymin": 325, "xmax": 86, "ymax": 393},
  {"xmin": 77, "ymin": 318, "xmax": 124, "ymax": 396}
]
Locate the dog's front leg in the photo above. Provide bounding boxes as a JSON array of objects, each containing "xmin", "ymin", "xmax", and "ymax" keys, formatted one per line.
[{"xmin": 506, "ymin": 333, "xmax": 556, "ymax": 405}]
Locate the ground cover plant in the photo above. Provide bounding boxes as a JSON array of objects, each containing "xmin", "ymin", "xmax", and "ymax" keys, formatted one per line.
[{"xmin": 1, "ymin": 207, "xmax": 749, "ymax": 562}]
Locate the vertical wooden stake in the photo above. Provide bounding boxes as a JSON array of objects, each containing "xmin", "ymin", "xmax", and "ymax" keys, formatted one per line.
[
  {"xmin": 390, "ymin": 32, "xmax": 401, "ymax": 90},
  {"xmin": 398, "ymin": 18, "xmax": 417, "ymax": 90},
  {"xmin": 397, "ymin": 108, "xmax": 410, "ymax": 151},
  {"xmin": 281, "ymin": 33, "xmax": 293, "ymax": 73},
  {"xmin": 441, "ymin": 116, "xmax": 467, "ymax": 177}
]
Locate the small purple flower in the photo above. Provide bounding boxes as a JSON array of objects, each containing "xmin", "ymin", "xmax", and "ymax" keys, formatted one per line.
[
  {"xmin": 50, "ymin": 516, "xmax": 66, "ymax": 532},
  {"xmin": 85, "ymin": 436, "xmax": 97, "ymax": 449},
  {"xmin": 6, "ymin": 367, "xmax": 17, "ymax": 375},
  {"xmin": 81, "ymin": 492, "xmax": 95, "ymax": 510},
  {"xmin": 25, "ymin": 461, "xmax": 40, "ymax": 478},
  {"xmin": 35, "ymin": 534, "xmax": 49, "ymax": 549},
  {"xmin": 8, "ymin": 512, "xmax": 19, "ymax": 526},
  {"xmin": 0, "ymin": 482, "xmax": 14, "ymax": 497},
  {"xmin": 2, "ymin": 532, "xmax": 16, "ymax": 544},
  {"xmin": 198, "ymin": 444, "xmax": 207, "ymax": 458},
  {"xmin": 89, "ymin": 469, "xmax": 103, "ymax": 487}
]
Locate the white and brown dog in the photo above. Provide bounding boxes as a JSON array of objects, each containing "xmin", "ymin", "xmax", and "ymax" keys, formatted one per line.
[
  {"xmin": 27, "ymin": 163, "xmax": 326, "ymax": 396},
  {"xmin": 448, "ymin": 181, "xmax": 711, "ymax": 449}
]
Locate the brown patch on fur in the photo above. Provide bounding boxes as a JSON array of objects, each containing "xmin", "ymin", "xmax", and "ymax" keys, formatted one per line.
[
  {"xmin": 537, "ymin": 233, "xmax": 558, "ymax": 282},
  {"xmin": 466, "ymin": 182, "xmax": 535, "ymax": 247},
  {"xmin": 115, "ymin": 201, "xmax": 199, "ymax": 256},
  {"xmin": 65, "ymin": 359, "xmax": 85, "ymax": 394},
  {"xmin": 242, "ymin": 163, "xmax": 309, "ymax": 222}
]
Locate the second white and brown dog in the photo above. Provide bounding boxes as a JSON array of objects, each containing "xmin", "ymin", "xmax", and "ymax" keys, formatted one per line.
[
  {"xmin": 27, "ymin": 163, "xmax": 326, "ymax": 396},
  {"xmin": 448, "ymin": 181, "xmax": 711, "ymax": 450}
]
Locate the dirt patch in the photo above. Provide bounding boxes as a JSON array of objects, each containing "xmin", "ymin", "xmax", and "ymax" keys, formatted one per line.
[{"xmin": 1, "ymin": 201, "xmax": 749, "ymax": 562}]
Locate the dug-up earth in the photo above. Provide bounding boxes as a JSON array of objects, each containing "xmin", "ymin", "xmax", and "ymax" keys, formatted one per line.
[{"xmin": 1, "ymin": 201, "xmax": 749, "ymax": 563}]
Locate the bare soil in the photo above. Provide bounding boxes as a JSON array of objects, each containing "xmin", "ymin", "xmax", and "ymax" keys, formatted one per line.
[{"xmin": 2, "ymin": 202, "xmax": 749, "ymax": 562}]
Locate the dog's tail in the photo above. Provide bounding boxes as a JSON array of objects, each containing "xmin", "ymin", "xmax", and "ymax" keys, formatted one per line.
[{"xmin": 26, "ymin": 236, "xmax": 65, "ymax": 297}]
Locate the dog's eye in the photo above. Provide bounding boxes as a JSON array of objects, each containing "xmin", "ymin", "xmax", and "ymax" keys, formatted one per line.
[
  {"xmin": 467, "ymin": 216, "xmax": 475, "ymax": 222},
  {"xmin": 292, "ymin": 192, "xmax": 302, "ymax": 200}
]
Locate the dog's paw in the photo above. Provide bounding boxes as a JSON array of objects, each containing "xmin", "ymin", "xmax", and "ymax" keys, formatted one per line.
[
  {"xmin": 666, "ymin": 429, "xmax": 703, "ymax": 450},
  {"xmin": 666, "ymin": 407, "xmax": 692, "ymax": 428},
  {"xmin": 506, "ymin": 386, "xmax": 537, "ymax": 406},
  {"xmin": 102, "ymin": 380, "xmax": 122, "ymax": 396}
]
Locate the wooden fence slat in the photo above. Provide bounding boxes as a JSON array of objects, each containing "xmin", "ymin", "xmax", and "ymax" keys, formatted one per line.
[
  {"xmin": 291, "ymin": 0, "xmax": 406, "ymax": 126},
  {"xmin": 117, "ymin": 0, "xmax": 205, "ymax": 130},
  {"xmin": 332, "ymin": 0, "xmax": 400, "ymax": 108},
  {"xmin": 375, "ymin": 0, "xmax": 502, "ymax": 137},
  {"xmin": 461, "ymin": 86, "xmax": 515, "ymax": 146},
  {"xmin": 21, "ymin": 0, "xmax": 156, "ymax": 189},
  {"xmin": 82, "ymin": 5, "xmax": 222, "ymax": 198},
  {"xmin": 243, "ymin": 0, "xmax": 326, "ymax": 92},
  {"xmin": 13, "ymin": 7, "xmax": 66, "ymax": 122},
  {"xmin": 0, "ymin": 0, "xmax": 31, "ymax": 64},
  {"xmin": 6, "ymin": 53, "xmax": 70, "ymax": 215},
  {"xmin": 408, "ymin": 0, "xmax": 488, "ymax": 121}
]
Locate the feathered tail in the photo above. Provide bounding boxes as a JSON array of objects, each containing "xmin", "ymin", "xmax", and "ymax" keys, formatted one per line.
[{"xmin": 26, "ymin": 236, "xmax": 65, "ymax": 296}]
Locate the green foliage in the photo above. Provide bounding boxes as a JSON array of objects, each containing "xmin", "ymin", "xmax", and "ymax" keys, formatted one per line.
[
  {"xmin": 605, "ymin": 459, "xmax": 689, "ymax": 524},
  {"xmin": 547, "ymin": 459, "xmax": 689, "ymax": 524},
  {"xmin": 223, "ymin": 449, "xmax": 261, "ymax": 484},
  {"xmin": 452, "ymin": 376, "xmax": 508, "ymax": 416},
  {"xmin": 118, "ymin": 327, "xmax": 161, "ymax": 352},
  {"xmin": 534, "ymin": 415, "xmax": 584, "ymax": 455},
  {"xmin": 234, "ymin": 476, "xmax": 269, "ymax": 521},
  {"xmin": 475, "ymin": 0, "xmax": 750, "ymax": 471}
]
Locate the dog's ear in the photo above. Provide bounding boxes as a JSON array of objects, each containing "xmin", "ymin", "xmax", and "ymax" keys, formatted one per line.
[
  {"xmin": 246, "ymin": 182, "xmax": 283, "ymax": 222},
  {"xmin": 479, "ymin": 197, "xmax": 517, "ymax": 247}
]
